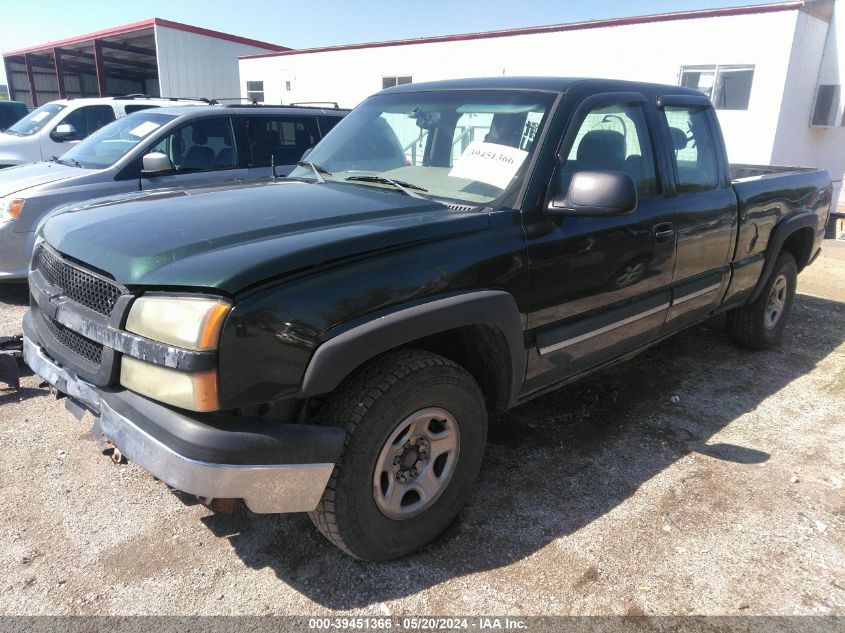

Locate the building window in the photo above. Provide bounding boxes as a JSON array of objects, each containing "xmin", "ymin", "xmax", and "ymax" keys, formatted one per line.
[
  {"xmin": 680, "ymin": 65, "xmax": 754, "ymax": 110},
  {"xmin": 285, "ymin": 81, "xmax": 291, "ymax": 92},
  {"xmin": 811, "ymin": 84, "xmax": 842, "ymax": 126},
  {"xmin": 382, "ymin": 75, "xmax": 412, "ymax": 89},
  {"xmin": 246, "ymin": 81, "xmax": 264, "ymax": 103}
]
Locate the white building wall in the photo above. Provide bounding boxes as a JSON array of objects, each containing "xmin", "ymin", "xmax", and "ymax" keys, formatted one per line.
[
  {"xmin": 155, "ymin": 26, "xmax": 280, "ymax": 100},
  {"xmin": 240, "ymin": 10, "xmax": 800, "ymax": 165},
  {"xmin": 772, "ymin": 7, "xmax": 845, "ymax": 206}
]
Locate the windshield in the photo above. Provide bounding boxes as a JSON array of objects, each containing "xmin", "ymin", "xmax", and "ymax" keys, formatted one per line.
[
  {"xmin": 5, "ymin": 103, "xmax": 65, "ymax": 136},
  {"xmin": 288, "ymin": 89, "xmax": 556, "ymax": 206},
  {"xmin": 61, "ymin": 111, "xmax": 177, "ymax": 169}
]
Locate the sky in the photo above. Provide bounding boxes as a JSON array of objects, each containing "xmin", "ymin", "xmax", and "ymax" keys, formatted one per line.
[{"xmin": 0, "ymin": 0, "xmax": 777, "ymax": 89}]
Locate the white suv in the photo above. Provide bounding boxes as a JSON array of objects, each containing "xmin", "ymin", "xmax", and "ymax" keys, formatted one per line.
[{"xmin": 0, "ymin": 96, "xmax": 206, "ymax": 168}]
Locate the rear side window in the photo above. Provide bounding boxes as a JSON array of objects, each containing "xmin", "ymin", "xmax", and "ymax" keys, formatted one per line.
[
  {"xmin": 663, "ymin": 106, "xmax": 720, "ymax": 192},
  {"xmin": 124, "ymin": 104, "xmax": 160, "ymax": 114},
  {"xmin": 61, "ymin": 105, "xmax": 117, "ymax": 139},
  {"xmin": 564, "ymin": 102, "xmax": 659, "ymax": 197},
  {"xmin": 243, "ymin": 116, "xmax": 320, "ymax": 166}
]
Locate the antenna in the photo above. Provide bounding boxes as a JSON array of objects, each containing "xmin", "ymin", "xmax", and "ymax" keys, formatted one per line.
[{"xmin": 270, "ymin": 153, "xmax": 278, "ymax": 180}]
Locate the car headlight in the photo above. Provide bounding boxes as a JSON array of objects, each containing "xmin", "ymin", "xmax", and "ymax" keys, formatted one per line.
[
  {"xmin": 125, "ymin": 295, "xmax": 231, "ymax": 351},
  {"xmin": 0, "ymin": 198, "xmax": 25, "ymax": 222},
  {"xmin": 121, "ymin": 295, "xmax": 231, "ymax": 411}
]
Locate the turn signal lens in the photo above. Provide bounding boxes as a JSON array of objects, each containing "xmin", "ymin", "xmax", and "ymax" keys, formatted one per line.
[
  {"xmin": 120, "ymin": 356, "xmax": 219, "ymax": 412},
  {"xmin": 0, "ymin": 198, "xmax": 25, "ymax": 222}
]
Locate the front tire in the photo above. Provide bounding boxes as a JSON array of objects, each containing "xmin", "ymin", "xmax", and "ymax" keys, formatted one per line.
[
  {"xmin": 309, "ymin": 349, "xmax": 487, "ymax": 561},
  {"xmin": 726, "ymin": 250, "xmax": 797, "ymax": 350}
]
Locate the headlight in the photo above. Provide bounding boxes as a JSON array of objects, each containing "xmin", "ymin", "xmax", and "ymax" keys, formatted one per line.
[
  {"xmin": 125, "ymin": 295, "xmax": 231, "ymax": 351},
  {"xmin": 120, "ymin": 357, "xmax": 219, "ymax": 412},
  {"xmin": 0, "ymin": 198, "xmax": 25, "ymax": 222},
  {"xmin": 121, "ymin": 295, "xmax": 231, "ymax": 411}
]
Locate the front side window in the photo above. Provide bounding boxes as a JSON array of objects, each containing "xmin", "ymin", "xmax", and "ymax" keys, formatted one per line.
[
  {"xmin": 60, "ymin": 105, "xmax": 117, "ymax": 139},
  {"xmin": 62, "ymin": 111, "xmax": 176, "ymax": 169},
  {"xmin": 148, "ymin": 117, "xmax": 237, "ymax": 173},
  {"xmin": 563, "ymin": 102, "xmax": 658, "ymax": 197},
  {"xmin": 244, "ymin": 116, "xmax": 319, "ymax": 166},
  {"xmin": 246, "ymin": 81, "xmax": 264, "ymax": 103},
  {"xmin": 663, "ymin": 106, "xmax": 720, "ymax": 193},
  {"xmin": 5, "ymin": 103, "xmax": 65, "ymax": 136},
  {"xmin": 681, "ymin": 65, "xmax": 754, "ymax": 110},
  {"xmin": 289, "ymin": 89, "xmax": 555, "ymax": 206}
]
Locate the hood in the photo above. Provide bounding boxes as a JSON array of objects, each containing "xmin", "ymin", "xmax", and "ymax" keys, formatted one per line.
[
  {"xmin": 0, "ymin": 161, "xmax": 85, "ymax": 197},
  {"xmin": 42, "ymin": 180, "xmax": 489, "ymax": 293}
]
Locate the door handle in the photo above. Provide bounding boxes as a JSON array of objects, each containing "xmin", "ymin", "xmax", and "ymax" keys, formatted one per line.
[{"xmin": 653, "ymin": 222, "xmax": 675, "ymax": 242}]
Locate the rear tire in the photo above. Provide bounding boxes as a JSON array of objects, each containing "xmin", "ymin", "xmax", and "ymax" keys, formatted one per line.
[
  {"xmin": 308, "ymin": 349, "xmax": 487, "ymax": 561},
  {"xmin": 726, "ymin": 251, "xmax": 797, "ymax": 350}
]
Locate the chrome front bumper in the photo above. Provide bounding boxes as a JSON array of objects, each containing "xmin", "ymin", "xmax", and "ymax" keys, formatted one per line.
[{"xmin": 24, "ymin": 336, "xmax": 336, "ymax": 513}]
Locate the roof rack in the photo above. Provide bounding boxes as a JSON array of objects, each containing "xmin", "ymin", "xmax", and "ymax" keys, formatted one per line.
[
  {"xmin": 115, "ymin": 94, "xmax": 212, "ymax": 103},
  {"xmin": 289, "ymin": 101, "xmax": 341, "ymax": 108},
  {"xmin": 211, "ymin": 97, "xmax": 260, "ymax": 106}
]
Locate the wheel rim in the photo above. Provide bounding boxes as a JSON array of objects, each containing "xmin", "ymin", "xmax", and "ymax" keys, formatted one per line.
[
  {"xmin": 764, "ymin": 274, "xmax": 789, "ymax": 329},
  {"xmin": 373, "ymin": 407, "xmax": 460, "ymax": 520}
]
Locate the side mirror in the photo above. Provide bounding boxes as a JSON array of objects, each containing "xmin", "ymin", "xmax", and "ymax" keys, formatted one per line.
[
  {"xmin": 300, "ymin": 147, "xmax": 313, "ymax": 161},
  {"xmin": 141, "ymin": 152, "xmax": 174, "ymax": 176},
  {"xmin": 548, "ymin": 170, "xmax": 637, "ymax": 217},
  {"xmin": 50, "ymin": 123, "xmax": 77, "ymax": 142}
]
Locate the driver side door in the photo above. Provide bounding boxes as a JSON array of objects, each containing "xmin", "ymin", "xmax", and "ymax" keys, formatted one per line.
[{"xmin": 523, "ymin": 92, "xmax": 676, "ymax": 394}]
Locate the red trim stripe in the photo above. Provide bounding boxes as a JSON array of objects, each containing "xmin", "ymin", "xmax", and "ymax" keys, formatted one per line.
[
  {"xmin": 3, "ymin": 18, "xmax": 288, "ymax": 57},
  {"xmin": 239, "ymin": 1, "xmax": 804, "ymax": 60}
]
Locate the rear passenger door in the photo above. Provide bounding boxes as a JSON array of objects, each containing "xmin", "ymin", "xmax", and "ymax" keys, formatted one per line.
[
  {"xmin": 658, "ymin": 97, "xmax": 737, "ymax": 332},
  {"xmin": 140, "ymin": 116, "xmax": 249, "ymax": 190},
  {"xmin": 240, "ymin": 115, "xmax": 320, "ymax": 178},
  {"xmin": 524, "ymin": 92, "xmax": 676, "ymax": 393}
]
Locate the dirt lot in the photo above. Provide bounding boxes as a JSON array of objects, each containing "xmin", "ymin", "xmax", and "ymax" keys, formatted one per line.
[{"xmin": 0, "ymin": 242, "xmax": 842, "ymax": 617}]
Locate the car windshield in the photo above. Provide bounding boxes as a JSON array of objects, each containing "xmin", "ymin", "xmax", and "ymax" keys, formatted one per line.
[
  {"xmin": 288, "ymin": 89, "xmax": 556, "ymax": 206},
  {"xmin": 5, "ymin": 103, "xmax": 65, "ymax": 136},
  {"xmin": 61, "ymin": 111, "xmax": 177, "ymax": 169}
]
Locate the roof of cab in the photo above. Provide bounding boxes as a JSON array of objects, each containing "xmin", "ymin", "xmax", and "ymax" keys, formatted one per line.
[{"xmin": 378, "ymin": 76, "xmax": 708, "ymax": 99}]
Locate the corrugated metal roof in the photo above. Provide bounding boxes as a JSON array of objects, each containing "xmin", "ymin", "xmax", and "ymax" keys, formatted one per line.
[{"xmin": 3, "ymin": 18, "xmax": 289, "ymax": 57}]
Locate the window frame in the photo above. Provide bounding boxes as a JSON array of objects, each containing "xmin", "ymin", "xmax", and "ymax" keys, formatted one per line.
[
  {"xmin": 56, "ymin": 104, "xmax": 117, "ymax": 140},
  {"xmin": 143, "ymin": 115, "xmax": 239, "ymax": 176},
  {"xmin": 657, "ymin": 97, "xmax": 728, "ymax": 195},
  {"xmin": 382, "ymin": 75, "xmax": 413, "ymax": 90},
  {"xmin": 679, "ymin": 64, "xmax": 755, "ymax": 111},
  {"xmin": 554, "ymin": 91, "xmax": 665, "ymax": 202},
  {"xmin": 246, "ymin": 80, "xmax": 265, "ymax": 104},
  {"xmin": 239, "ymin": 114, "xmax": 320, "ymax": 168}
]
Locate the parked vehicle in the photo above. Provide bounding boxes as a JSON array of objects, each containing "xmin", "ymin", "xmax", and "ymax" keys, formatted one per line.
[
  {"xmin": 24, "ymin": 78, "xmax": 831, "ymax": 561},
  {"xmin": 0, "ymin": 103, "xmax": 347, "ymax": 280},
  {"xmin": 0, "ymin": 100, "xmax": 29, "ymax": 131},
  {"xmin": 0, "ymin": 95, "xmax": 210, "ymax": 169}
]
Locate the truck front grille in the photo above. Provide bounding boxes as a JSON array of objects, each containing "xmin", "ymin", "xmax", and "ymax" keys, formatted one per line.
[
  {"xmin": 33, "ymin": 245, "xmax": 124, "ymax": 317},
  {"xmin": 42, "ymin": 314, "xmax": 103, "ymax": 366}
]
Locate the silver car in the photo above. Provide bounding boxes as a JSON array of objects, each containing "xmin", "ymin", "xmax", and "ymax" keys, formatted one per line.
[{"xmin": 0, "ymin": 104, "xmax": 347, "ymax": 280}]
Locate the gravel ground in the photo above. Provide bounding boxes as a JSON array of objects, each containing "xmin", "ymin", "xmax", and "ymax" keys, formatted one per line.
[{"xmin": 0, "ymin": 241, "xmax": 842, "ymax": 617}]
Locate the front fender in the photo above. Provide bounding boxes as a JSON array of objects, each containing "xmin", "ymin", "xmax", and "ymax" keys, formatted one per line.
[{"xmin": 299, "ymin": 290, "xmax": 525, "ymax": 402}]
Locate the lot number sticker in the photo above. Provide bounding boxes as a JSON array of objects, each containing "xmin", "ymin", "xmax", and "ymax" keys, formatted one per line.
[
  {"xmin": 449, "ymin": 141, "xmax": 528, "ymax": 189},
  {"xmin": 129, "ymin": 121, "xmax": 161, "ymax": 138}
]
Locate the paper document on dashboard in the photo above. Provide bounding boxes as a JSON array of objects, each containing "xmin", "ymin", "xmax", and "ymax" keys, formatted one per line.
[{"xmin": 449, "ymin": 141, "xmax": 528, "ymax": 189}]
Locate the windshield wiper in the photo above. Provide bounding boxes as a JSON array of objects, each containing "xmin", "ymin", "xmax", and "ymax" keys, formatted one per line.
[
  {"xmin": 2, "ymin": 129, "xmax": 21, "ymax": 136},
  {"xmin": 48, "ymin": 156, "xmax": 80, "ymax": 167},
  {"xmin": 345, "ymin": 175, "xmax": 428, "ymax": 199},
  {"xmin": 297, "ymin": 161, "xmax": 331, "ymax": 183}
]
